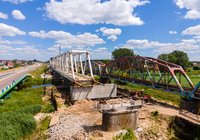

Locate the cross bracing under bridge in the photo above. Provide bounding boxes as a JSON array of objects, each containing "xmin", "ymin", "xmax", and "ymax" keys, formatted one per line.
[{"xmin": 50, "ymin": 50, "xmax": 96, "ymax": 86}]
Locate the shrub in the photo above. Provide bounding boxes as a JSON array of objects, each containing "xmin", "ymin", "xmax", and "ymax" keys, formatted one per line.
[
  {"xmin": 151, "ymin": 111, "xmax": 159, "ymax": 117},
  {"xmin": 42, "ymin": 103, "xmax": 55, "ymax": 113},
  {"xmin": 113, "ymin": 129, "xmax": 137, "ymax": 140},
  {"xmin": 193, "ymin": 66, "xmax": 200, "ymax": 70}
]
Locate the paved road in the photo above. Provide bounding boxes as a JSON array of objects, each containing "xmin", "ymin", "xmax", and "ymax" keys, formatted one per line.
[{"xmin": 0, "ymin": 63, "xmax": 41, "ymax": 91}]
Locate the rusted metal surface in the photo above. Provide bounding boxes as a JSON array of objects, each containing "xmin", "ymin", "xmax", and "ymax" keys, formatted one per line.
[
  {"xmin": 91, "ymin": 60, "xmax": 106, "ymax": 75},
  {"xmin": 99, "ymin": 56, "xmax": 199, "ymax": 99}
]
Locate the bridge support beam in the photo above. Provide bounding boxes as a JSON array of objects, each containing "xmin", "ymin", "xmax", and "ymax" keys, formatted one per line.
[{"xmin": 70, "ymin": 84, "xmax": 117, "ymax": 101}]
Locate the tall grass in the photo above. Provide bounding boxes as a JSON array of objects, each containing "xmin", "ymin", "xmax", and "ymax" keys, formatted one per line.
[
  {"xmin": 29, "ymin": 64, "xmax": 48, "ymax": 78},
  {"xmin": 117, "ymin": 82, "xmax": 181, "ymax": 106},
  {"xmin": 0, "ymin": 105, "xmax": 42, "ymax": 140},
  {"xmin": 0, "ymin": 64, "xmax": 53, "ymax": 139},
  {"xmin": 0, "ymin": 87, "xmax": 43, "ymax": 113}
]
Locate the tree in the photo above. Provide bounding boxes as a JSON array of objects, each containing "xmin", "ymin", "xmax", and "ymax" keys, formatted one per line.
[
  {"xmin": 112, "ymin": 48, "xmax": 134, "ymax": 59},
  {"xmin": 193, "ymin": 66, "xmax": 200, "ymax": 70},
  {"xmin": 158, "ymin": 54, "xmax": 169, "ymax": 61},
  {"xmin": 157, "ymin": 50, "xmax": 189, "ymax": 69}
]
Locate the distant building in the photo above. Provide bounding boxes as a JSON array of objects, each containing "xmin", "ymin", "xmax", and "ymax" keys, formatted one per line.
[
  {"xmin": 6, "ymin": 60, "xmax": 14, "ymax": 68},
  {"xmin": 191, "ymin": 61, "xmax": 200, "ymax": 67},
  {"xmin": 15, "ymin": 60, "xmax": 24, "ymax": 65},
  {"xmin": 0, "ymin": 63, "xmax": 4, "ymax": 69},
  {"xmin": 0, "ymin": 60, "xmax": 14, "ymax": 69}
]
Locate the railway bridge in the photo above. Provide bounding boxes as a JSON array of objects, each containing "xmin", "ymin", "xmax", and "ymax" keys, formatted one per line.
[
  {"xmin": 50, "ymin": 50, "xmax": 200, "ymax": 114},
  {"xmin": 49, "ymin": 50, "xmax": 117, "ymax": 101},
  {"xmin": 97, "ymin": 56, "xmax": 200, "ymax": 100}
]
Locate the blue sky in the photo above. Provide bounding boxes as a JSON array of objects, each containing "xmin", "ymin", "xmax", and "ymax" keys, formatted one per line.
[{"xmin": 0, "ymin": 0, "xmax": 200, "ymax": 61}]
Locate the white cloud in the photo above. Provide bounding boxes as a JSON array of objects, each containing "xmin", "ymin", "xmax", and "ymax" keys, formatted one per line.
[
  {"xmin": 0, "ymin": 23, "xmax": 26, "ymax": 36},
  {"xmin": 91, "ymin": 47, "xmax": 111, "ymax": 59},
  {"xmin": 182, "ymin": 24, "xmax": 200, "ymax": 37},
  {"xmin": 12, "ymin": 10, "xmax": 26, "ymax": 20},
  {"xmin": 0, "ymin": 38, "xmax": 27, "ymax": 45},
  {"xmin": 99, "ymin": 27, "xmax": 122, "ymax": 36},
  {"xmin": 99, "ymin": 27, "xmax": 122, "ymax": 41},
  {"xmin": 107, "ymin": 35, "xmax": 118, "ymax": 41},
  {"xmin": 29, "ymin": 30, "xmax": 105, "ymax": 49},
  {"xmin": 45, "ymin": 0, "xmax": 149, "ymax": 26},
  {"xmin": 0, "ymin": 45, "xmax": 51, "ymax": 60},
  {"xmin": 0, "ymin": 12, "xmax": 8, "ymax": 19},
  {"xmin": 175, "ymin": 0, "xmax": 200, "ymax": 19},
  {"xmin": 169, "ymin": 30, "xmax": 177, "ymax": 34},
  {"xmin": 2, "ymin": 0, "xmax": 34, "ymax": 4},
  {"xmin": 29, "ymin": 30, "xmax": 71, "ymax": 39},
  {"xmin": 121, "ymin": 38, "xmax": 200, "ymax": 60}
]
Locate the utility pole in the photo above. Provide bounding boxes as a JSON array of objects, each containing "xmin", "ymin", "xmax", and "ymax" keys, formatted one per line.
[
  {"xmin": 59, "ymin": 45, "xmax": 62, "ymax": 70},
  {"xmin": 59, "ymin": 45, "xmax": 61, "ymax": 55}
]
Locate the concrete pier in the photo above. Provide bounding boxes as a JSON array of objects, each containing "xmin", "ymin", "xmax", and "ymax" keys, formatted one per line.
[
  {"xmin": 180, "ymin": 99, "xmax": 200, "ymax": 115},
  {"xmin": 70, "ymin": 84, "xmax": 117, "ymax": 101},
  {"xmin": 97, "ymin": 99, "xmax": 142, "ymax": 131},
  {"xmin": 102, "ymin": 109, "xmax": 138, "ymax": 131}
]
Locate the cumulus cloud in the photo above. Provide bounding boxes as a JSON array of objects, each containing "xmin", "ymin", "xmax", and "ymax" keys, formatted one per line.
[
  {"xmin": 12, "ymin": 10, "xmax": 26, "ymax": 20},
  {"xmin": 91, "ymin": 47, "xmax": 111, "ymax": 59},
  {"xmin": 0, "ymin": 23, "xmax": 26, "ymax": 36},
  {"xmin": 98, "ymin": 27, "xmax": 122, "ymax": 41},
  {"xmin": 107, "ymin": 35, "xmax": 118, "ymax": 41},
  {"xmin": 0, "ymin": 12, "xmax": 8, "ymax": 19},
  {"xmin": 44, "ymin": 0, "xmax": 149, "ymax": 26},
  {"xmin": 29, "ymin": 30, "xmax": 105, "ymax": 49},
  {"xmin": 29, "ymin": 30, "xmax": 71, "ymax": 39},
  {"xmin": 182, "ymin": 24, "xmax": 200, "ymax": 38},
  {"xmin": 121, "ymin": 38, "xmax": 200, "ymax": 60},
  {"xmin": 0, "ymin": 44, "xmax": 51, "ymax": 60},
  {"xmin": 0, "ymin": 39, "xmax": 26, "ymax": 45},
  {"xmin": 2, "ymin": 0, "xmax": 34, "ymax": 4},
  {"xmin": 169, "ymin": 30, "xmax": 177, "ymax": 34},
  {"xmin": 175, "ymin": 0, "xmax": 200, "ymax": 19}
]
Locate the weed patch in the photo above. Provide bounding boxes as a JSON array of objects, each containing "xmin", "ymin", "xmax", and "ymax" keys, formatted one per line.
[
  {"xmin": 113, "ymin": 129, "xmax": 137, "ymax": 140},
  {"xmin": 118, "ymin": 82, "xmax": 181, "ymax": 106}
]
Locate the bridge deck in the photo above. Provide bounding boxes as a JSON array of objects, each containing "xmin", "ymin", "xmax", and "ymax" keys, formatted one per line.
[{"xmin": 51, "ymin": 67, "xmax": 93, "ymax": 83}]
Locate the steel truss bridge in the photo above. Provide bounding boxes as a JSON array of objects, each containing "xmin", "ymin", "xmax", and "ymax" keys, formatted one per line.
[
  {"xmin": 50, "ymin": 50, "xmax": 200, "ymax": 99},
  {"xmin": 50, "ymin": 50, "xmax": 97, "ymax": 86},
  {"xmin": 97, "ymin": 56, "xmax": 200, "ymax": 99}
]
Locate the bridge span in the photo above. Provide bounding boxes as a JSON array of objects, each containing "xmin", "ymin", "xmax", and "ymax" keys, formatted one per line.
[
  {"xmin": 50, "ymin": 50, "xmax": 96, "ymax": 86},
  {"xmin": 49, "ymin": 50, "xmax": 117, "ymax": 101}
]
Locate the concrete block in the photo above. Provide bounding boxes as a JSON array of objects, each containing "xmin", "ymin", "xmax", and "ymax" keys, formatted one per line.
[
  {"xmin": 49, "ymin": 114, "xmax": 59, "ymax": 127},
  {"xmin": 70, "ymin": 84, "xmax": 117, "ymax": 101},
  {"xmin": 102, "ymin": 109, "xmax": 138, "ymax": 131}
]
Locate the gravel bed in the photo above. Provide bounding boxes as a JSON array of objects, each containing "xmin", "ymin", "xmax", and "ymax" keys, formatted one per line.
[{"xmin": 48, "ymin": 114, "xmax": 93, "ymax": 140}]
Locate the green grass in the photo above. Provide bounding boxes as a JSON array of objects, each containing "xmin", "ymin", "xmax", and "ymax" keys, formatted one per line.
[
  {"xmin": 117, "ymin": 81, "xmax": 181, "ymax": 106},
  {"xmin": 26, "ymin": 116, "xmax": 51, "ymax": 140},
  {"xmin": 29, "ymin": 64, "xmax": 48, "ymax": 78},
  {"xmin": 0, "ymin": 87, "xmax": 43, "ymax": 113},
  {"xmin": 0, "ymin": 105, "xmax": 42, "ymax": 140},
  {"xmin": 0, "ymin": 64, "xmax": 53, "ymax": 139}
]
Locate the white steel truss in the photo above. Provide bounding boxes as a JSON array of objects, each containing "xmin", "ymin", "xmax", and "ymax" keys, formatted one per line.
[{"xmin": 50, "ymin": 50, "xmax": 94, "ymax": 82}]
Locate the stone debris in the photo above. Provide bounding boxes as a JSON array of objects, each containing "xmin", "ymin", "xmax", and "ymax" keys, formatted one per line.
[{"xmin": 48, "ymin": 114, "xmax": 94, "ymax": 140}]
